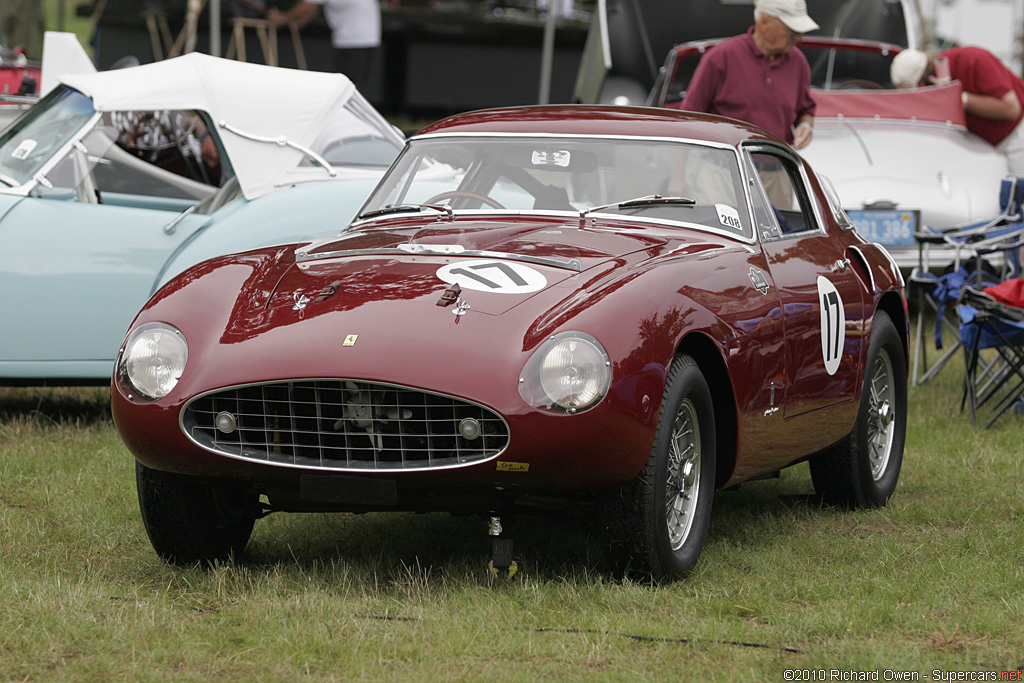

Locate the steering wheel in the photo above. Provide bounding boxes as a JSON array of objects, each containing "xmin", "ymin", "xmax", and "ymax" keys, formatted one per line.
[
  {"xmin": 836, "ymin": 79, "xmax": 885, "ymax": 90},
  {"xmin": 114, "ymin": 110, "xmax": 197, "ymax": 152},
  {"xmin": 424, "ymin": 190, "xmax": 506, "ymax": 209},
  {"xmin": 113, "ymin": 110, "xmax": 214, "ymax": 185}
]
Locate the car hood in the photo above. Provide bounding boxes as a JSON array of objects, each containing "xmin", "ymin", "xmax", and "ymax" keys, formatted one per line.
[
  {"xmin": 263, "ymin": 218, "xmax": 670, "ymax": 319},
  {"xmin": 803, "ymin": 121, "xmax": 1007, "ymax": 226},
  {"xmin": 136, "ymin": 215, "xmax": 729, "ymax": 419}
]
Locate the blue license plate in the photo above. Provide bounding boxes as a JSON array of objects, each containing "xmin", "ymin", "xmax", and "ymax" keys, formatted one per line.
[{"xmin": 847, "ymin": 209, "xmax": 920, "ymax": 247}]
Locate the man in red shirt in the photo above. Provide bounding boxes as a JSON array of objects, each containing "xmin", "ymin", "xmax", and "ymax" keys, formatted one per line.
[
  {"xmin": 891, "ymin": 46, "xmax": 1024, "ymax": 175},
  {"xmin": 681, "ymin": 0, "xmax": 818, "ymax": 151}
]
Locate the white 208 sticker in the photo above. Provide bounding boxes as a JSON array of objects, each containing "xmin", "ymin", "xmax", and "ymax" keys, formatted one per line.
[
  {"xmin": 817, "ymin": 276, "xmax": 845, "ymax": 376},
  {"xmin": 436, "ymin": 260, "xmax": 547, "ymax": 294},
  {"xmin": 716, "ymin": 204, "xmax": 742, "ymax": 231}
]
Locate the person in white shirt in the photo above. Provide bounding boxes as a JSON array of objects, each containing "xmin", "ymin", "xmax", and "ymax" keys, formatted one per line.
[{"xmin": 269, "ymin": 0, "xmax": 381, "ymax": 92}]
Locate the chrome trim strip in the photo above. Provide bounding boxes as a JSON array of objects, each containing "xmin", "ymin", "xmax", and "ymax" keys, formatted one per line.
[
  {"xmin": 219, "ymin": 120, "xmax": 337, "ymax": 177},
  {"xmin": 411, "ymin": 131, "xmax": 740, "ymax": 150},
  {"xmin": 295, "ymin": 245, "xmax": 583, "ymax": 271}
]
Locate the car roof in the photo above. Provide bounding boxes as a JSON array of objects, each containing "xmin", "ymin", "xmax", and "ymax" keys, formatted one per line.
[
  {"xmin": 59, "ymin": 52, "xmax": 368, "ymax": 201},
  {"xmin": 415, "ymin": 105, "xmax": 779, "ymax": 149}
]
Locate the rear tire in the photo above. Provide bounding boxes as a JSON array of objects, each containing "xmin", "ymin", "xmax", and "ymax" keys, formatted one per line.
[
  {"xmin": 601, "ymin": 354, "xmax": 716, "ymax": 580},
  {"xmin": 810, "ymin": 310, "xmax": 907, "ymax": 507},
  {"xmin": 136, "ymin": 461, "xmax": 257, "ymax": 566}
]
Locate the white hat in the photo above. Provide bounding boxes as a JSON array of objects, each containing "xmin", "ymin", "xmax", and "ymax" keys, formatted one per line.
[
  {"xmin": 755, "ymin": 0, "xmax": 819, "ymax": 33},
  {"xmin": 890, "ymin": 49, "xmax": 929, "ymax": 89}
]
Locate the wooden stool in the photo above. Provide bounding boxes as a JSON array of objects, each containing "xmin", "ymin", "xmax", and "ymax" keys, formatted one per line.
[
  {"xmin": 225, "ymin": 18, "xmax": 278, "ymax": 66},
  {"xmin": 142, "ymin": 10, "xmax": 173, "ymax": 61}
]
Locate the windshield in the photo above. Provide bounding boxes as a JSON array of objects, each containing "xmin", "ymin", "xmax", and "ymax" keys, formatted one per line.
[
  {"xmin": 359, "ymin": 136, "xmax": 751, "ymax": 238},
  {"xmin": 0, "ymin": 86, "xmax": 94, "ymax": 186},
  {"xmin": 301, "ymin": 95, "xmax": 404, "ymax": 168},
  {"xmin": 802, "ymin": 46, "xmax": 896, "ymax": 89}
]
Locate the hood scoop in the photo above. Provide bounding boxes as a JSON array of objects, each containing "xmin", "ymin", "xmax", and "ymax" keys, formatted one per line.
[
  {"xmin": 269, "ymin": 220, "xmax": 671, "ymax": 317},
  {"xmin": 297, "ymin": 241, "xmax": 583, "ymax": 274}
]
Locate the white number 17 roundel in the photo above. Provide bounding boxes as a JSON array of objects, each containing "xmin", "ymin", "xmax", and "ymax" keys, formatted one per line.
[
  {"xmin": 817, "ymin": 276, "xmax": 845, "ymax": 376},
  {"xmin": 436, "ymin": 259, "xmax": 547, "ymax": 294}
]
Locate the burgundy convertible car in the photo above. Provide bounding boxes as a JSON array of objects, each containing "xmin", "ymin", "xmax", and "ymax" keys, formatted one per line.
[{"xmin": 112, "ymin": 105, "xmax": 908, "ymax": 580}]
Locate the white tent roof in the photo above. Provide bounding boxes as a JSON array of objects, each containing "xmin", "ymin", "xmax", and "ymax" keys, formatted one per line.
[{"xmin": 60, "ymin": 53, "xmax": 359, "ymax": 200}]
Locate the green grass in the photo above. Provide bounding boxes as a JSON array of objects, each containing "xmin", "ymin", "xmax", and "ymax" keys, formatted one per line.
[{"xmin": 2, "ymin": 318, "xmax": 1023, "ymax": 681}]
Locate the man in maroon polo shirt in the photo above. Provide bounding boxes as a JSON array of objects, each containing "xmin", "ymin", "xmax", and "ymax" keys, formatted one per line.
[{"xmin": 681, "ymin": 0, "xmax": 818, "ymax": 151}]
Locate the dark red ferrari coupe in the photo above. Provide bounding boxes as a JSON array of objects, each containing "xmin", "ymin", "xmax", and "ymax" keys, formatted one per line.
[{"xmin": 112, "ymin": 105, "xmax": 908, "ymax": 580}]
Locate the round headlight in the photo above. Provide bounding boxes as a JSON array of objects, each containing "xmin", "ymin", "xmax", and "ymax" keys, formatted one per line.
[
  {"xmin": 520, "ymin": 332, "xmax": 611, "ymax": 413},
  {"xmin": 120, "ymin": 322, "xmax": 188, "ymax": 401}
]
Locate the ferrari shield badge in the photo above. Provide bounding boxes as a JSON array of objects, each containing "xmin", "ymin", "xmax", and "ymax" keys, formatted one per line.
[{"xmin": 748, "ymin": 267, "xmax": 769, "ymax": 295}]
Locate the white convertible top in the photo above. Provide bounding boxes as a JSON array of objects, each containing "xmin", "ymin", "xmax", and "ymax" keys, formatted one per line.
[{"xmin": 58, "ymin": 50, "xmax": 364, "ymax": 200}]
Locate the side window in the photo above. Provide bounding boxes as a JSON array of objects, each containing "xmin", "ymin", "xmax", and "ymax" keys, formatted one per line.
[
  {"xmin": 105, "ymin": 110, "xmax": 224, "ymax": 198},
  {"xmin": 748, "ymin": 150, "xmax": 817, "ymax": 236},
  {"xmin": 45, "ymin": 116, "xmax": 217, "ymax": 205},
  {"xmin": 744, "ymin": 154, "xmax": 780, "ymax": 241},
  {"xmin": 819, "ymin": 173, "xmax": 855, "ymax": 230},
  {"xmin": 42, "ymin": 127, "xmax": 117, "ymax": 202}
]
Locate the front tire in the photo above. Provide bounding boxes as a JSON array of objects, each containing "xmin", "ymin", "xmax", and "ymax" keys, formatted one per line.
[
  {"xmin": 136, "ymin": 462, "xmax": 258, "ymax": 566},
  {"xmin": 810, "ymin": 310, "xmax": 907, "ymax": 507},
  {"xmin": 601, "ymin": 354, "xmax": 716, "ymax": 581}
]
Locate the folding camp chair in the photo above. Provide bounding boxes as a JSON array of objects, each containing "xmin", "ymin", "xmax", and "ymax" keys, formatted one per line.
[
  {"xmin": 910, "ymin": 176, "xmax": 1024, "ymax": 385},
  {"xmin": 957, "ymin": 285, "xmax": 1024, "ymax": 428}
]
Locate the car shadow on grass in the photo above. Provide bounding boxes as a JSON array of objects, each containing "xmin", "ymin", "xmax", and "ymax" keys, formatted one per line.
[
  {"xmin": 237, "ymin": 475, "xmax": 830, "ymax": 584},
  {"xmin": 0, "ymin": 386, "xmax": 111, "ymax": 426},
  {"xmin": 242, "ymin": 503, "xmax": 614, "ymax": 585}
]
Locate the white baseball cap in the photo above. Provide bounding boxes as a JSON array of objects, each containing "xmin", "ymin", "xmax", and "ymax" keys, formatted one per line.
[
  {"xmin": 890, "ymin": 49, "xmax": 929, "ymax": 89},
  {"xmin": 755, "ymin": 0, "xmax": 820, "ymax": 33}
]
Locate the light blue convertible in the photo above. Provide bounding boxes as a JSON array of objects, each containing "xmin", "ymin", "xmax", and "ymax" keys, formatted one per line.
[{"xmin": 0, "ymin": 45, "xmax": 404, "ymax": 384}]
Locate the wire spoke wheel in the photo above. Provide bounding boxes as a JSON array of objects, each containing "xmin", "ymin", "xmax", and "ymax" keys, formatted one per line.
[
  {"xmin": 866, "ymin": 349, "xmax": 896, "ymax": 480},
  {"xmin": 665, "ymin": 398, "xmax": 701, "ymax": 549},
  {"xmin": 809, "ymin": 309, "xmax": 906, "ymax": 508},
  {"xmin": 600, "ymin": 354, "xmax": 715, "ymax": 580}
]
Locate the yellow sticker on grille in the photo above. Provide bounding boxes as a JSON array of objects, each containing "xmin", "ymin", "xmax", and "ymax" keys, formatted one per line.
[{"xmin": 496, "ymin": 461, "xmax": 529, "ymax": 473}]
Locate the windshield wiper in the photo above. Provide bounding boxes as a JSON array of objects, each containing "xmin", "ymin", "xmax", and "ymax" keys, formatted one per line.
[
  {"xmin": 0, "ymin": 171, "xmax": 20, "ymax": 187},
  {"xmin": 358, "ymin": 203, "xmax": 453, "ymax": 221},
  {"xmin": 579, "ymin": 195, "xmax": 695, "ymax": 224},
  {"xmin": 617, "ymin": 195, "xmax": 696, "ymax": 208}
]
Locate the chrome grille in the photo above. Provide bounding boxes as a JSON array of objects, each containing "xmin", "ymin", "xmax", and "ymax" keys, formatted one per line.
[{"xmin": 182, "ymin": 379, "xmax": 509, "ymax": 471}]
